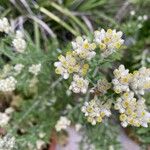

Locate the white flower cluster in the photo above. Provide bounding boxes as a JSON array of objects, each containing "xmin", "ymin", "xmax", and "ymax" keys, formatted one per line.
[
  {"xmin": 69, "ymin": 74, "xmax": 89, "ymax": 94},
  {"xmin": 112, "ymin": 65, "xmax": 131, "ymax": 93},
  {"xmin": 0, "ymin": 107, "xmax": 14, "ymax": 127},
  {"xmin": 0, "ymin": 76, "xmax": 17, "ymax": 92},
  {"xmin": 112, "ymin": 65, "xmax": 150, "ymax": 127},
  {"xmin": 94, "ymin": 29, "xmax": 124, "ymax": 57},
  {"xmin": 0, "ymin": 113, "xmax": 10, "ymax": 127},
  {"xmin": 112, "ymin": 65, "xmax": 150, "ymax": 95},
  {"xmin": 14, "ymin": 64, "xmax": 24, "ymax": 75},
  {"xmin": 138, "ymin": 15, "xmax": 148, "ymax": 21},
  {"xmin": 81, "ymin": 99, "xmax": 111, "ymax": 125},
  {"xmin": 55, "ymin": 116, "xmax": 71, "ymax": 132},
  {"xmin": 137, "ymin": 15, "xmax": 148, "ymax": 29},
  {"xmin": 72, "ymin": 36, "xmax": 96, "ymax": 60},
  {"xmin": 12, "ymin": 30, "xmax": 26, "ymax": 53},
  {"xmin": 0, "ymin": 135, "xmax": 16, "ymax": 150},
  {"xmin": 0, "ymin": 17, "xmax": 11, "ymax": 33},
  {"xmin": 114, "ymin": 92, "xmax": 150, "ymax": 127},
  {"xmin": 130, "ymin": 67, "xmax": 150, "ymax": 95},
  {"xmin": 55, "ymin": 28, "xmax": 124, "ymax": 94},
  {"xmin": 130, "ymin": 10, "xmax": 135, "ymax": 16},
  {"xmin": 54, "ymin": 52, "xmax": 80, "ymax": 79},
  {"xmin": 29, "ymin": 64, "xmax": 41, "ymax": 76},
  {"xmin": 36, "ymin": 140, "xmax": 46, "ymax": 150}
]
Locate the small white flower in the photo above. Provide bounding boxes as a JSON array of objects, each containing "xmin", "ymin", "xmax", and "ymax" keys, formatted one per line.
[
  {"xmin": 14, "ymin": 64, "xmax": 24, "ymax": 75},
  {"xmin": 121, "ymin": 122, "xmax": 128, "ymax": 127},
  {"xmin": 0, "ymin": 112, "xmax": 10, "ymax": 127},
  {"xmin": 66, "ymin": 90, "xmax": 72, "ymax": 96},
  {"xmin": 38, "ymin": 132, "xmax": 46, "ymax": 139},
  {"xmin": 75, "ymin": 123, "xmax": 82, "ymax": 131},
  {"xmin": 12, "ymin": 30, "xmax": 26, "ymax": 53},
  {"xmin": 5, "ymin": 107, "xmax": 14, "ymax": 115},
  {"xmin": 69, "ymin": 74, "xmax": 89, "ymax": 94},
  {"xmin": 130, "ymin": 10, "xmax": 135, "ymax": 16},
  {"xmin": 66, "ymin": 104, "xmax": 72, "ymax": 110},
  {"xmin": 138, "ymin": 16, "xmax": 143, "ymax": 21},
  {"xmin": 0, "ymin": 76, "xmax": 17, "ymax": 92},
  {"xmin": 143, "ymin": 15, "xmax": 148, "ymax": 21},
  {"xmin": 137, "ymin": 24, "xmax": 142, "ymax": 29},
  {"xmin": 55, "ymin": 116, "xmax": 71, "ymax": 132},
  {"xmin": 36, "ymin": 140, "xmax": 45, "ymax": 150},
  {"xmin": 29, "ymin": 64, "xmax": 41, "ymax": 76},
  {"xmin": 0, "ymin": 18, "xmax": 11, "ymax": 33}
]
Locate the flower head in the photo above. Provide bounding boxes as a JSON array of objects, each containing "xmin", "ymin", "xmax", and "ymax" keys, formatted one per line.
[
  {"xmin": 112, "ymin": 65, "xmax": 150, "ymax": 95},
  {"xmin": 54, "ymin": 52, "xmax": 80, "ymax": 79},
  {"xmin": 130, "ymin": 10, "xmax": 135, "ymax": 16},
  {"xmin": 72, "ymin": 36, "xmax": 96, "ymax": 60},
  {"xmin": 0, "ymin": 76, "xmax": 17, "ymax": 92},
  {"xmin": 81, "ymin": 99, "xmax": 111, "ymax": 125},
  {"xmin": 130, "ymin": 67, "xmax": 150, "ymax": 95},
  {"xmin": 12, "ymin": 30, "xmax": 26, "ymax": 53},
  {"xmin": 14, "ymin": 64, "xmax": 24, "ymax": 75},
  {"xmin": 0, "ymin": 18, "xmax": 11, "ymax": 33},
  {"xmin": 55, "ymin": 116, "xmax": 71, "ymax": 132},
  {"xmin": 143, "ymin": 15, "xmax": 148, "ymax": 21},
  {"xmin": 29, "ymin": 64, "xmax": 41, "ymax": 76},
  {"xmin": 112, "ymin": 65, "xmax": 131, "ymax": 93},
  {"xmin": 0, "ymin": 112, "xmax": 10, "ymax": 127},
  {"xmin": 69, "ymin": 74, "xmax": 89, "ymax": 94},
  {"xmin": 94, "ymin": 29, "xmax": 124, "ymax": 57}
]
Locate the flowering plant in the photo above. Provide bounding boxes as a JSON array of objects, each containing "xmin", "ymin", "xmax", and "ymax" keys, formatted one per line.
[
  {"xmin": 54, "ymin": 28, "xmax": 150, "ymax": 129},
  {"xmin": 0, "ymin": 0, "xmax": 149, "ymax": 149}
]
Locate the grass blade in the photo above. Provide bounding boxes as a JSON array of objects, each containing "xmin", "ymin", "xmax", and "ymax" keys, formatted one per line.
[
  {"xmin": 50, "ymin": 2, "xmax": 89, "ymax": 35},
  {"xmin": 35, "ymin": 5, "xmax": 78, "ymax": 36}
]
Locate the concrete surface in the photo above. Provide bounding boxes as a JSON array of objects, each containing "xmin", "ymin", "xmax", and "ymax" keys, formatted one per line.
[{"xmin": 56, "ymin": 127, "xmax": 141, "ymax": 150}]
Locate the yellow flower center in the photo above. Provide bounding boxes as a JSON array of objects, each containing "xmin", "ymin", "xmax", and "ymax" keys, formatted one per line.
[
  {"xmin": 87, "ymin": 107, "xmax": 93, "ymax": 113},
  {"xmin": 120, "ymin": 114, "xmax": 127, "ymax": 121},
  {"xmin": 97, "ymin": 116, "xmax": 102, "ymax": 123},
  {"xmin": 107, "ymin": 29, "xmax": 113, "ymax": 34},
  {"xmin": 83, "ymin": 43, "xmax": 90, "ymax": 49},
  {"xmin": 99, "ymin": 43, "xmax": 106, "ymax": 50}
]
